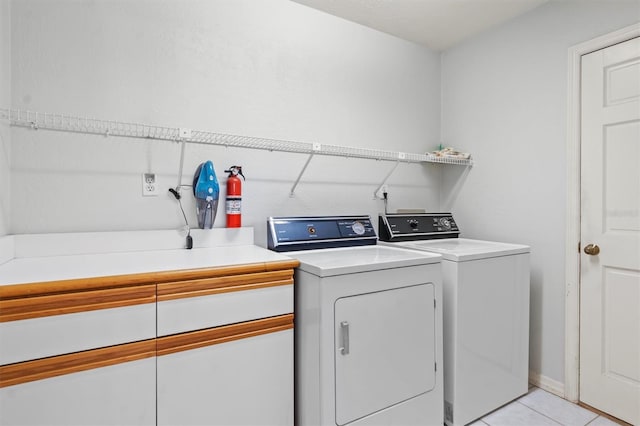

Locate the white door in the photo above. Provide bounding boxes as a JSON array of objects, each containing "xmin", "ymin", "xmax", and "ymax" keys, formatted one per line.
[
  {"xmin": 334, "ymin": 283, "xmax": 436, "ymax": 426},
  {"xmin": 580, "ymin": 36, "xmax": 640, "ymax": 425}
]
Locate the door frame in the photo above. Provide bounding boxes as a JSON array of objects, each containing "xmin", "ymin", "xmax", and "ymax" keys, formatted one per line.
[{"xmin": 564, "ymin": 22, "xmax": 640, "ymax": 403}]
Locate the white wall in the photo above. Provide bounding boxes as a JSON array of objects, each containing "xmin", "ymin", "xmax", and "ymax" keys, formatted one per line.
[
  {"xmin": 441, "ymin": 0, "xmax": 640, "ymax": 388},
  {"xmin": 9, "ymin": 0, "xmax": 442, "ymax": 244},
  {"xmin": 0, "ymin": 0, "xmax": 10, "ymax": 237}
]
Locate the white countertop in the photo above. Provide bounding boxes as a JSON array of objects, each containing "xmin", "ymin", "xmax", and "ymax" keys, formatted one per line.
[
  {"xmin": 0, "ymin": 245, "xmax": 292, "ymax": 286},
  {"xmin": 0, "ymin": 228, "xmax": 293, "ymax": 286}
]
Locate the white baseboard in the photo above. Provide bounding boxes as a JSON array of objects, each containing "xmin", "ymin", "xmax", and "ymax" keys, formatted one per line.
[{"xmin": 529, "ymin": 371, "xmax": 565, "ymax": 399}]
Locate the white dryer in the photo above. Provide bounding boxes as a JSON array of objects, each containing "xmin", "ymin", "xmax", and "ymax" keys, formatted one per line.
[
  {"xmin": 268, "ymin": 216, "xmax": 443, "ymax": 426},
  {"xmin": 379, "ymin": 213, "xmax": 530, "ymax": 426}
]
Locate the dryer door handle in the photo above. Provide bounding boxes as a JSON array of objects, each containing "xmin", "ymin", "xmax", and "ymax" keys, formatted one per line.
[{"xmin": 339, "ymin": 321, "xmax": 350, "ymax": 355}]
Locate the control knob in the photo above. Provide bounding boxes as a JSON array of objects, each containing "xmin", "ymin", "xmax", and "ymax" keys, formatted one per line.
[
  {"xmin": 409, "ymin": 219, "xmax": 419, "ymax": 229},
  {"xmin": 438, "ymin": 217, "xmax": 452, "ymax": 231},
  {"xmin": 351, "ymin": 221, "xmax": 366, "ymax": 235}
]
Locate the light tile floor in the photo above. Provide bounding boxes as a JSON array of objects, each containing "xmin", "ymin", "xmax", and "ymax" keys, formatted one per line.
[{"xmin": 469, "ymin": 387, "xmax": 624, "ymax": 426}]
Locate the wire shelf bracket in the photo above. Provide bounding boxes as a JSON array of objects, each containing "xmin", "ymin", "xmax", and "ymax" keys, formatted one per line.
[{"xmin": 373, "ymin": 159, "xmax": 403, "ymax": 200}]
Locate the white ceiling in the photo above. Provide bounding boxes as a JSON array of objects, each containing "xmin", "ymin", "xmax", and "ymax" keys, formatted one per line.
[{"xmin": 291, "ymin": 0, "xmax": 549, "ymax": 51}]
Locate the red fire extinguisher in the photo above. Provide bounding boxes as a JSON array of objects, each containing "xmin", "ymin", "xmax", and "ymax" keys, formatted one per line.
[{"xmin": 224, "ymin": 166, "xmax": 245, "ymax": 228}]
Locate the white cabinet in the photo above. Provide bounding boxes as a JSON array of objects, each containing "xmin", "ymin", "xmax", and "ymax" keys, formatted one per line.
[
  {"xmin": 155, "ymin": 261, "xmax": 296, "ymax": 426},
  {"xmin": 0, "ymin": 259, "xmax": 297, "ymax": 426}
]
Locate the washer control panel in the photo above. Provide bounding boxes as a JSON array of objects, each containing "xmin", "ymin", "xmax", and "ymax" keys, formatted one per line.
[
  {"xmin": 378, "ymin": 213, "xmax": 460, "ymax": 241},
  {"xmin": 268, "ymin": 215, "xmax": 377, "ymax": 252}
]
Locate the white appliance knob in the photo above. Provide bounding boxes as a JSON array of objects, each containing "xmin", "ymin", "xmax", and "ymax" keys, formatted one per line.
[
  {"xmin": 352, "ymin": 221, "xmax": 366, "ymax": 235},
  {"xmin": 439, "ymin": 218, "xmax": 451, "ymax": 230}
]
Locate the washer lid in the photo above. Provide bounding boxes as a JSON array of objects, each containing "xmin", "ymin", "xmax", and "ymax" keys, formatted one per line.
[
  {"xmin": 288, "ymin": 245, "xmax": 441, "ymax": 277},
  {"xmin": 394, "ymin": 238, "xmax": 530, "ymax": 261}
]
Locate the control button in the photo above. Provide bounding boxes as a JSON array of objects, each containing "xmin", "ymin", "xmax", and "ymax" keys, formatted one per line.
[{"xmin": 308, "ymin": 226, "xmax": 316, "ymax": 234}]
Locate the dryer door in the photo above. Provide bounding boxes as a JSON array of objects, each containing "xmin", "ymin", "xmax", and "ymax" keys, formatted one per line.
[{"xmin": 334, "ymin": 283, "xmax": 436, "ymax": 425}]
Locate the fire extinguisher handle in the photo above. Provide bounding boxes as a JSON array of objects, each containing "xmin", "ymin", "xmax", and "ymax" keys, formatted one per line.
[{"xmin": 225, "ymin": 166, "xmax": 245, "ymax": 180}]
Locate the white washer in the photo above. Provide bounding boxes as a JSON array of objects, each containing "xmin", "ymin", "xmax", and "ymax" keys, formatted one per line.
[
  {"xmin": 379, "ymin": 213, "xmax": 530, "ymax": 426},
  {"xmin": 268, "ymin": 216, "xmax": 444, "ymax": 426}
]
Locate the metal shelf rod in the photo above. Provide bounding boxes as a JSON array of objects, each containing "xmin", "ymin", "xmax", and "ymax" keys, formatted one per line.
[{"xmin": 290, "ymin": 153, "xmax": 315, "ymax": 197}]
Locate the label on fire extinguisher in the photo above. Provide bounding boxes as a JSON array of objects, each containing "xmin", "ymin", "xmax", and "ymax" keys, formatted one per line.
[{"xmin": 226, "ymin": 197, "xmax": 242, "ymax": 214}]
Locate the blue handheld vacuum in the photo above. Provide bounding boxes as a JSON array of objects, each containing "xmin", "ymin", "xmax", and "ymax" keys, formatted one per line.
[{"xmin": 192, "ymin": 161, "xmax": 220, "ymax": 229}]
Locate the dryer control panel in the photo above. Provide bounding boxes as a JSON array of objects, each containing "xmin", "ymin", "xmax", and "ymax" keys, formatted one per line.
[
  {"xmin": 379, "ymin": 213, "xmax": 460, "ymax": 242},
  {"xmin": 268, "ymin": 215, "xmax": 377, "ymax": 252}
]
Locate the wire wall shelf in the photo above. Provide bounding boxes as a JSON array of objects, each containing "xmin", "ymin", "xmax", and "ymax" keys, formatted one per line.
[{"xmin": 0, "ymin": 108, "xmax": 473, "ymax": 167}]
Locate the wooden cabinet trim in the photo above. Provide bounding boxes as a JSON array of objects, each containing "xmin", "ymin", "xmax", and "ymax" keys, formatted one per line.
[
  {"xmin": 0, "ymin": 339, "xmax": 156, "ymax": 388},
  {"xmin": 0, "ymin": 274, "xmax": 159, "ymax": 299},
  {"xmin": 157, "ymin": 314, "xmax": 294, "ymax": 356},
  {"xmin": 157, "ymin": 270, "xmax": 293, "ymax": 301},
  {"xmin": 0, "ymin": 259, "xmax": 298, "ymax": 321},
  {"xmin": 0, "ymin": 260, "xmax": 299, "ymax": 298},
  {"xmin": 0, "ymin": 285, "xmax": 156, "ymax": 323},
  {"xmin": 151, "ymin": 260, "xmax": 299, "ymax": 284}
]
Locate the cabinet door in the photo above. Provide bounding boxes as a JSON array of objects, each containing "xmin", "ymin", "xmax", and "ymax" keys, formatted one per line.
[
  {"xmin": 0, "ymin": 355, "xmax": 155, "ymax": 426},
  {"xmin": 334, "ymin": 283, "xmax": 436, "ymax": 425},
  {"xmin": 157, "ymin": 315, "xmax": 294, "ymax": 426}
]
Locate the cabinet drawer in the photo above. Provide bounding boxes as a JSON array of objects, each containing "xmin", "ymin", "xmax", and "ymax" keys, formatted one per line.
[
  {"xmin": 0, "ymin": 303, "xmax": 156, "ymax": 365},
  {"xmin": 0, "ymin": 279, "xmax": 156, "ymax": 365},
  {"xmin": 157, "ymin": 269, "xmax": 294, "ymax": 336}
]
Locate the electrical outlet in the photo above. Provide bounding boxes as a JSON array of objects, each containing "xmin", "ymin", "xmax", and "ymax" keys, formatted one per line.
[{"xmin": 142, "ymin": 173, "xmax": 159, "ymax": 196}]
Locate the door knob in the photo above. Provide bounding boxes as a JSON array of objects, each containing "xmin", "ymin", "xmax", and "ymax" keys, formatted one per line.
[{"xmin": 584, "ymin": 244, "xmax": 600, "ymax": 255}]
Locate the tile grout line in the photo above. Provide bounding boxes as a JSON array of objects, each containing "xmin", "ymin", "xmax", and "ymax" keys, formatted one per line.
[
  {"xmin": 478, "ymin": 387, "xmax": 618, "ymax": 426},
  {"xmin": 514, "ymin": 400, "xmax": 567, "ymax": 425},
  {"xmin": 517, "ymin": 389, "xmax": 602, "ymax": 426},
  {"xmin": 585, "ymin": 416, "xmax": 599, "ymax": 425}
]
